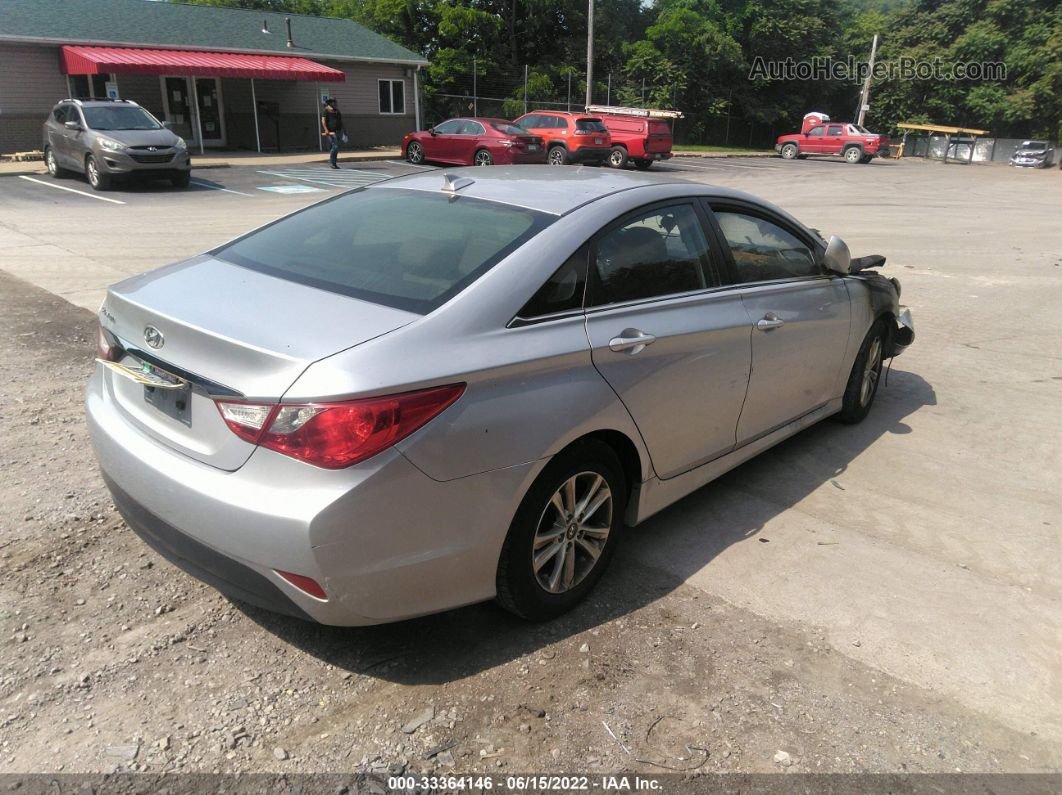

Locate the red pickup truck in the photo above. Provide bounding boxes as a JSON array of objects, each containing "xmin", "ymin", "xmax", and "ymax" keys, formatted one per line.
[{"xmin": 776, "ymin": 118, "xmax": 891, "ymax": 163}]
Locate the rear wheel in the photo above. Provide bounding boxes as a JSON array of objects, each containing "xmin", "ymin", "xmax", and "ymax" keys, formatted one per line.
[
  {"xmin": 406, "ymin": 141, "xmax": 424, "ymax": 165},
  {"xmin": 633, "ymin": 159, "xmax": 653, "ymax": 170},
  {"xmin": 496, "ymin": 440, "xmax": 625, "ymax": 620},
  {"xmin": 780, "ymin": 143, "xmax": 799, "ymax": 160},
  {"xmin": 843, "ymin": 146, "xmax": 863, "ymax": 164},
  {"xmin": 85, "ymin": 155, "xmax": 111, "ymax": 191},
  {"xmin": 547, "ymin": 145, "xmax": 569, "ymax": 166},
  {"xmin": 836, "ymin": 319, "xmax": 887, "ymax": 424},
  {"xmin": 607, "ymin": 146, "xmax": 629, "ymax": 168},
  {"xmin": 171, "ymin": 171, "xmax": 191, "ymax": 188},
  {"xmin": 473, "ymin": 148, "xmax": 494, "ymax": 166},
  {"xmin": 45, "ymin": 147, "xmax": 69, "ymax": 178}
]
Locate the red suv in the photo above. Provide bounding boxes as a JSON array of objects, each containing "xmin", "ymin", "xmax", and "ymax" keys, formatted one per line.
[
  {"xmin": 513, "ymin": 111, "xmax": 611, "ymax": 165},
  {"xmin": 776, "ymin": 120, "xmax": 891, "ymax": 163},
  {"xmin": 586, "ymin": 105, "xmax": 679, "ymax": 169}
]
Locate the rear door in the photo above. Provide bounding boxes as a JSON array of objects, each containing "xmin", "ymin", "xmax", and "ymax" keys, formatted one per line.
[
  {"xmin": 455, "ymin": 120, "xmax": 485, "ymax": 164},
  {"xmin": 707, "ymin": 204, "xmax": 851, "ymax": 444},
  {"xmin": 825, "ymin": 124, "xmax": 845, "ymax": 155},
  {"xmin": 583, "ymin": 201, "xmax": 752, "ymax": 479}
]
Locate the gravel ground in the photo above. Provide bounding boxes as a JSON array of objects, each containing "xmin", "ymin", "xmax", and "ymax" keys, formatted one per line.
[{"xmin": 1, "ymin": 269, "xmax": 1060, "ymax": 787}]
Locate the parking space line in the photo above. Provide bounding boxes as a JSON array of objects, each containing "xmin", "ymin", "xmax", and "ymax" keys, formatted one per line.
[
  {"xmin": 18, "ymin": 176, "xmax": 126, "ymax": 204},
  {"xmin": 385, "ymin": 160, "xmax": 437, "ymax": 170},
  {"xmin": 190, "ymin": 179, "xmax": 255, "ymax": 197}
]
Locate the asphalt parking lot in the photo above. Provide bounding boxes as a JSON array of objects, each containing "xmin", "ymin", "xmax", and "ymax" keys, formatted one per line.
[{"xmin": 1, "ymin": 155, "xmax": 1060, "ymax": 780}]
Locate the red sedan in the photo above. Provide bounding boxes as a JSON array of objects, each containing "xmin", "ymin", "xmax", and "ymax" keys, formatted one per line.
[{"xmin": 402, "ymin": 118, "xmax": 546, "ymax": 166}]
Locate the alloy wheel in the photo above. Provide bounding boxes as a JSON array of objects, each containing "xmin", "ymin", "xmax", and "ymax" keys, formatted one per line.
[
  {"xmin": 87, "ymin": 157, "xmax": 100, "ymax": 187},
  {"xmin": 474, "ymin": 149, "xmax": 493, "ymax": 166},
  {"xmin": 860, "ymin": 336, "xmax": 883, "ymax": 407},
  {"xmin": 407, "ymin": 142, "xmax": 423, "ymax": 164},
  {"xmin": 532, "ymin": 471, "xmax": 613, "ymax": 594}
]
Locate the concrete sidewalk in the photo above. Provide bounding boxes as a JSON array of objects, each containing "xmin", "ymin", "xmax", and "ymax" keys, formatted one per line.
[
  {"xmin": 0, "ymin": 147, "xmax": 404, "ymax": 177},
  {"xmin": 1, "ymin": 146, "xmax": 778, "ymax": 177}
]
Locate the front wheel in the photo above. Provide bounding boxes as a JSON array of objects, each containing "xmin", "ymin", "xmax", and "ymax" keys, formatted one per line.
[
  {"xmin": 633, "ymin": 159, "xmax": 653, "ymax": 170},
  {"xmin": 85, "ymin": 155, "xmax": 111, "ymax": 191},
  {"xmin": 171, "ymin": 171, "xmax": 191, "ymax": 188},
  {"xmin": 607, "ymin": 146, "xmax": 629, "ymax": 168},
  {"xmin": 547, "ymin": 145, "xmax": 569, "ymax": 166},
  {"xmin": 844, "ymin": 146, "xmax": 863, "ymax": 164},
  {"xmin": 836, "ymin": 319, "xmax": 886, "ymax": 424},
  {"xmin": 473, "ymin": 148, "xmax": 494, "ymax": 166},
  {"xmin": 406, "ymin": 141, "xmax": 424, "ymax": 165},
  {"xmin": 496, "ymin": 440, "xmax": 625, "ymax": 620},
  {"xmin": 780, "ymin": 143, "xmax": 799, "ymax": 160}
]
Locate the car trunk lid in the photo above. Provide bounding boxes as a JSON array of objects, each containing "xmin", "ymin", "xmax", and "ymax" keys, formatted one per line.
[{"xmin": 98, "ymin": 255, "xmax": 417, "ymax": 471}]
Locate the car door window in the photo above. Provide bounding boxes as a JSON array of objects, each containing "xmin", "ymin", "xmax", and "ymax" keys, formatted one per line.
[
  {"xmin": 714, "ymin": 210, "xmax": 820, "ymax": 283},
  {"xmin": 515, "ymin": 247, "xmax": 588, "ymax": 321},
  {"xmin": 807, "ymin": 127, "xmax": 825, "ymax": 138},
  {"xmin": 462, "ymin": 121, "xmax": 485, "ymax": 136},
  {"xmin": 520, "ymin": 115, "xmax": 541, "ymax": 128},
  {"xmin": 433, "ymin": 120, "xmax": 461, "ymax": 134},
  {"xmin": 589, "ymin": 204, "xmax": 714, "ymax": 306}
]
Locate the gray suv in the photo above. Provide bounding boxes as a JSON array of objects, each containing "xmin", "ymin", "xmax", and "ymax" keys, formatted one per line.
[{"xmin": 43, "ymin": 99, "xmax": 191, "ymax": 190}]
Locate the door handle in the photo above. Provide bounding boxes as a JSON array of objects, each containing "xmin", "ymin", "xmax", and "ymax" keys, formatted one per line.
[
  {"xmin": 608, "ymin": 329, "xmax": 656, "ymax": 354},
  {"xmin": 755, "ymin": 313, "xmax": 785, "ymax": 331}
]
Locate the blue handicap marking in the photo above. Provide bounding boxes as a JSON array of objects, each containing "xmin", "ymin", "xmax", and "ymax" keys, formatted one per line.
[{"xmin": 258, "ymin": 184, "xmax": 326, "ymax": 194}]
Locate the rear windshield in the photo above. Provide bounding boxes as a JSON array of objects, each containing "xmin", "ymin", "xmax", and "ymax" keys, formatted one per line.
[
  {"xmin": 214, "ymin": 188, "xmax": 553, "ymax": 314},
  {"xmin": 576, "ymin": 119, "xmax": 608, "ymax": 133},
  {"xmin": 83, "ymin": 106, "xmax": 161, "ymax": 131},
  {"xmin": 491, "ymin": 122, "xmax": 531, "ymax": 135}
]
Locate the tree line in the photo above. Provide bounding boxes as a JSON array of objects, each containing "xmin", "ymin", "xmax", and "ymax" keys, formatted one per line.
[{"xmin": 182, "ymin": 0, "xmax": 1061, "ymax": 145}]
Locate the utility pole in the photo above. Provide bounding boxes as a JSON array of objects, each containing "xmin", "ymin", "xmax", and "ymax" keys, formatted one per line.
[
  {"xmin": 585, "ymin": 0, "xmax": 594, "ymax": 108},
  {"xmin": 523, "ymin": 63, "xmax": 528, "ymax": 115},
  {"xmin": 856, "ymin": 34, "xmax": 878, "ymax": 126},
  {"xmin": 473, "ymin": 55, "xmax": 478, "ymax": 116},
  {"xmin": 567, "ymin": 71, "xmax": 572, "ymax": 111}
]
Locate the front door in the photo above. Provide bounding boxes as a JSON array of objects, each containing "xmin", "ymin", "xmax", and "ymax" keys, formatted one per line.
[
  {"xmin": 161, "ymin": 77, "xmax": 225, "ymax": 147},
  {"xmin": 709, "ymin": 207, "xmax": 851, "ymax": 444}
]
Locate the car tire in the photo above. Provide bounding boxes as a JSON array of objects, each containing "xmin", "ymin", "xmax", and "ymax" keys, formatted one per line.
[
  {"xmin": 607, "ymin": 146, "xmax": 629, "ymax": 168},
  {"xmin": 836, "ymin": 319, "xmax": 887, "ymax": 424},
  {"xmin": 85, "ymin": 155, "xmax": 111, "ymax": 191},
  {"xmin": 406, "ymin": 141, "xmax": 424, "ymax": 165},
  {"xmin": 473, "ymin": 148, "xmax": 494, "ymax": 166},
  {"xmin": 45, "ymin": 147, "xmax": 69, "ymax": 178},
  {"xmin": 171, "ymin": 171, "xmax": 191, "ymax": 188},
  {"xmin": 496, "ymin": 439, "xmax": 625, "ymax": 621},
  {"xmin": 780, "ymin": 143, "xmax": 799, "ymax": 160},
  {"xmin": 547, "ymin": 145, "xmax": 569, "ymax": 166},
  {"xmin": 843, "ymin": 146, "xmax": 863, "ymax": 164},
  {"xmin": 633, "ymin": 159, "xmax": 653, "ymax": 170}
]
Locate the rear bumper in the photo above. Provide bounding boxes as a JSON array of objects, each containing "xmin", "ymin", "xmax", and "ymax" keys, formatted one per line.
[
  {"xmin": 568, "ymin": 146, "xmax": 610, "ymax": 163},
  {"xmin": 86, "ymin": 367, "xmax": 539, "ymax": 625}
]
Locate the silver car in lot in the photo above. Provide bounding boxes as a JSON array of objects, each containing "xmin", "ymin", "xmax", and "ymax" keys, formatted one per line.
[
  {"xmin": 87, "ymin": 167, "xmax": 914, "ymax": 625},
  {"xmin": 43, "ymin": 98, "xmax": 191, "ymax": 190}
]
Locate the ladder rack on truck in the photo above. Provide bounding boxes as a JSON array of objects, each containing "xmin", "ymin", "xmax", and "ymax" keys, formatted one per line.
[{"xmin": 585, "ymin": 105, "xmax": 684, "ymax": 120}]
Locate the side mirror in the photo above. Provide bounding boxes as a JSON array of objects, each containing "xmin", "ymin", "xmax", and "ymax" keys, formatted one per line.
[
  {"xmin": 429, "ymin": 127, "xmax": 437, "ymax": 136},
  {"xmin": 824, "ymin": 236, "xmax": 851, "ymax": 275},
  {"xmin": 162, "ymin": 121, "xmax": 176, "ymax": 131},
  {"xmin": 64, "ymin": 120, "xmax": 81, "ymax": 131}
]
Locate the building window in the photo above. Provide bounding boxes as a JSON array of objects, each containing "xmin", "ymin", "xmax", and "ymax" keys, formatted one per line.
[
  {"xmin": 378, "ymin": 79, "xmax": 405, "ymax": 115},
  {"xmin": 68, "ymin": 74, "xmax": 111, "ymax": 99}
]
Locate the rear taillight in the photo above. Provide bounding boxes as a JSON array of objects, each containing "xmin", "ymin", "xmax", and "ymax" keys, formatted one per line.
[
  {"xmin": 216, "ymin": 384, "xmax": 465, "ymax": 469},
  {"xmin": 275, "ymin": 570, "xmax": 327, "ymax": 600},
  {"xmin": 97, "ymin": 323, "xmax": 123, "ymax": 362}
]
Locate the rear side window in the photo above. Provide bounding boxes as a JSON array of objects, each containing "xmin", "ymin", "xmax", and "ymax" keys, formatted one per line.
[
  {"xmin": 576, "ymin": 119, "xmax": 608, "ymax": 133},
  {"xmin": 216, "ymin": 189, "xmax": 554, "ymax": 314},
  {"xmin": 713, "ymin": 211, "xmax": 819, "ymax": 283},
  {"xmin": 517, "ymin": 247, "xmax": 588, "ymax": 321}
]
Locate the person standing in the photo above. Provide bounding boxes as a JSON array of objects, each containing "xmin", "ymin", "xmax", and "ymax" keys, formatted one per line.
[{"xmin": 321, "ymin": 98, "xmax": 345, "ymax": 169}]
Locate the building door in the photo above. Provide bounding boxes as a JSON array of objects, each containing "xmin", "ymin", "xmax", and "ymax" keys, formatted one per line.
[{"xmin": 161, "ymin": 77, "xmax": 226, "ymax": 147}]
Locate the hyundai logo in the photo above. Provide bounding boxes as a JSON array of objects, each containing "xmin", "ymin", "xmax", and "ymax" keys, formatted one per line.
[
  {"xmin": 148, "ymin": 146, "xmax": 158, "ymax": 152},
  {"xmin": 144, "ymin": 325, "xmax": 164, "ymax": 349}
]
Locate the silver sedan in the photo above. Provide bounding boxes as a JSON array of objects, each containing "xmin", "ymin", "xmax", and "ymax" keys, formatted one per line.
[{"xmin": 87, "ymin": 166, "xmax": 914, "ymax": 625}]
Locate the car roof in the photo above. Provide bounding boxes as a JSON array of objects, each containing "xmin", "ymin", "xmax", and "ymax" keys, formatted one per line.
[{"xmin": 371, "ymin": 165, "xmax": 761, "ymax": 217}]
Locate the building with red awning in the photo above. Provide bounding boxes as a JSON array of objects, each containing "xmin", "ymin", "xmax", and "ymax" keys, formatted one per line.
[{"xmin": 0, "ymin": 0, "xmax": 429, "ymax": 154}]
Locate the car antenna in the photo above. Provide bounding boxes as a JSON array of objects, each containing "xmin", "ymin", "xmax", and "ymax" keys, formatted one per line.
[{"xmin": 441, "ymin": 174, "xmax": 474, "ymax": 194}]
